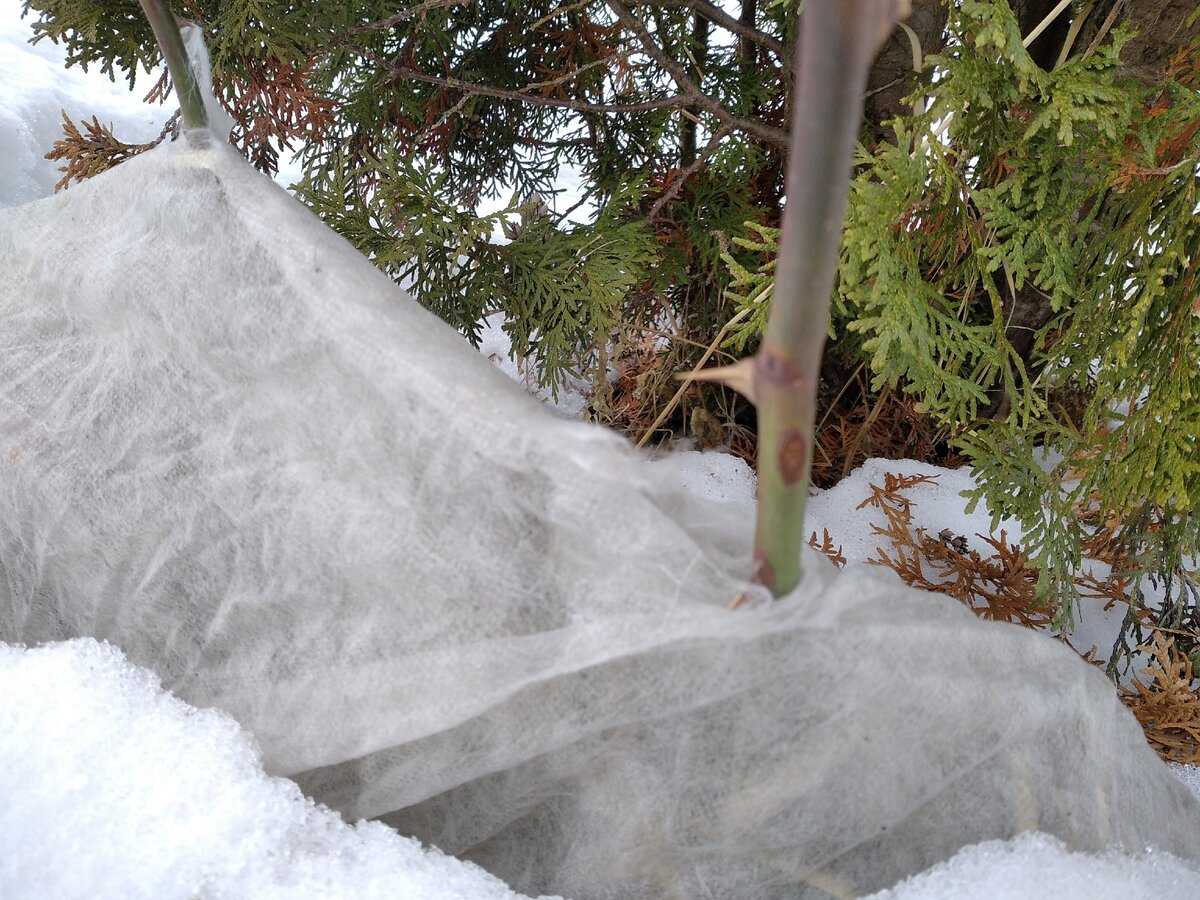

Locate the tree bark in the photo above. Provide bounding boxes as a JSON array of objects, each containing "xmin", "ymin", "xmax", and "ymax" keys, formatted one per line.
[{"xmin": 863, "ymin": 0, "xmax": 947, "ymax": 144}]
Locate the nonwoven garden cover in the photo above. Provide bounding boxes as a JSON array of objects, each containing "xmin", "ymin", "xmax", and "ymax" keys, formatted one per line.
[{"xmin": 1, "ymin": 133, "xmax": 1197, "ymax": 899}]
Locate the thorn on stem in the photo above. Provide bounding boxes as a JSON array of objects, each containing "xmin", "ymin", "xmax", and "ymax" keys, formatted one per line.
[{"xmin": 680, "ymin": 357, "xmax": 758, "ymax": 405}]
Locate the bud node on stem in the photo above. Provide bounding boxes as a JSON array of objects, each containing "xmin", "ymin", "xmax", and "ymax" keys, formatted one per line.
[{"xmin": 756, "ymin": 347, "xmax": 805, "ymax": 389}]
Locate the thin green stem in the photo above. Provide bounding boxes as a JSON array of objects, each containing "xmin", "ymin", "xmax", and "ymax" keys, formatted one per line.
[
  {"xmin": 138, "ymin": 0, "xmax": 208, "ymax": 131},
  {"xmin": 752, "ymin": 0, "xmax": 903, "ymax": 596}
]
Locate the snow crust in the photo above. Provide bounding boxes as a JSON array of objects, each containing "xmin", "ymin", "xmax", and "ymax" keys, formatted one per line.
[
  {"xmin": 867, "ymin": 832, "xmax": 1200, "ymax": 900},
  {"xmin": 0, "ymin": 638, "xmax": 556, "ymax": 900},
  {"xmin": 660, "ymin": 447, "xmax": 757, "ymax": 505},
  {"xmin": 3, "ymin": 451, "xmax": 1199, "ymax": 898},
  {"xmin": 4, "ymin": 575, "xmax": 1198, "ymax": 900},
  {"xmin": 1169, "ymin": 762, "xmax": 1200, "ymax": 804}
]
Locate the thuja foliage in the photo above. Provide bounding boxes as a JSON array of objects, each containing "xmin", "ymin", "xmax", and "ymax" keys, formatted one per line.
[
  {"xmin": 21, "ymin": 0, "xmax": 1200, "ymax": 644},
  {"xmin": 957, "ymin": 3, "xmax": 1200, "ymax": 633},
  {"xmin": 294, "ymin": 146, "xmax": 656, "ymax": 387},
  {"xmin": 721, "ymin": 1, "xmax": 1200, "ymax": 641}
]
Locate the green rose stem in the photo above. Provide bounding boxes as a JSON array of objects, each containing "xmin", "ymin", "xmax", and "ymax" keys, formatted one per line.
[
  {"xmin": 138, "ymin": 0, "xmax": 209, "ymax": 131},
  {"xmin": 697, "ymin": 0, "xmax": 907, "ymax": 598}
]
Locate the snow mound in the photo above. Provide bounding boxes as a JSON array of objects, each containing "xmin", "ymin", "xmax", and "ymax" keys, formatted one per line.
[
  {"xmin": 1169, "ymin": 763, "xmax": 1200, "ymax": 804},
  {"xmin": 866, "ymin": 831, "xmax": 1200, "ymax": 900},
  {"xmin": 660, "ymin": 448, "xmax": 757, "ymax": 505},
  {"xmin": 0, "ymin": 638, "xmax": 555, "ymax": 900},
  {"xmin": 4, "ymin": 637, "xmax": 1199, "ymax": 898}
]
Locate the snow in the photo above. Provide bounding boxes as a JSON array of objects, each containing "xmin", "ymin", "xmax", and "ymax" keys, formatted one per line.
[
  {"xmin": 865, "ymin": 832, "xmax": 1200, "ymax": 900},
  {"xmin": 806, "ymin": 459, "xmax": 1200, "ymax": 899},
  {"xmin": 1170, "ymin": 762, "xmax": 1200, "ymax": 804},
  {"xmin": 477, "ymin": 313, "xmax": 596, "ymax": 418},
  {"xmin": 807, "ymin": 456, "xmax": 1024, "ymax": 565},
  {"xmin": 0, "ymin": 638, "xmax": 558, "ymax": 900},
  {"xmin": 663, "ymin": 447, "xmax": 758, "ymax": 504},
  {"xmin": 3, "ymin": 476, "xmax": 1198, "ymax": 897},
  {"xmin": 0, "ymin": 10, "xmax": 312, "ymax": 207}
]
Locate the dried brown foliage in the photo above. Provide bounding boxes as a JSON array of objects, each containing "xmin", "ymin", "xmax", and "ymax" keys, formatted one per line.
[
  {"xmin": 599, "ymin": 327, "xmax": 680, "ymax": 434},
  {"xmin": 137, "ymin": 37, "xmax": 332, "ymax": 177},
  {"xmin": 857, "ymin": 471, "xmax": 938, "ymax": 533},
  {"xmin": 600, "ymin": 313, "xmax": 758, "ymax": 460},
  {"xmin": 1074, "ymin": 566, "xmax": 1133, "ymax": 610},
  {"xmin": 858, "ymin": 470, "xmax": 1200, "ymax": 763},
  {"xmin": 45, "ymin": 111, "xmax": 176, "ymax": 192},
  {"xmin": 811, "ymin": 378, "xmax": 967, "ymax": 488},
  {"xmin": 220, "ymin": 57, "xmax": 335, "ymax": 176},
  {"xmin": 1120, "ymin": 632, "xmax": 1200, "ymax": 764},
  {"xmin": 807, "ymin": 528, "xmax": 847, "ymax": 568},
  {"xmin": 858, "ymin": 473, "xmax": 1053, "ymax": 628},
  {"xmin": 856, "ymin": 471, "xmax": 1137, "ymax": 624}
]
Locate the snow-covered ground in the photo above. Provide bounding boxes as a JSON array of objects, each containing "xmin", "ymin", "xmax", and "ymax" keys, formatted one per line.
[
  {"xmin": 3, "ymin": 440, "xmax": 1199, "ymax": 899},
  {"xmin": 866, "ymin": 831, "xmax": 1200, "ymax": 899},
  {"xmin": 3, "ymin": 9, "xmax": 1200, "ymax": 898},
  {"xmin": 0, "ymin": 640, "xmax": 560, "ymax": 900}
]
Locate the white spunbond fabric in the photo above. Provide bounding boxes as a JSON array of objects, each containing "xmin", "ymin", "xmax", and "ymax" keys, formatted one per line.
[
  {"xmin": 0, "ymin": 638, "xmax": 559, "ymax": 900},
  {"xmin": 0, "ymin": 134, "xmax": 1197, "ymax": 898}
]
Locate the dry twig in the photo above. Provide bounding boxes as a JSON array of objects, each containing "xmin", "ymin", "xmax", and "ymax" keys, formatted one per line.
[{"xmin": 46, "ymin": 111, "xmax": 177, "ymax": 191}]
